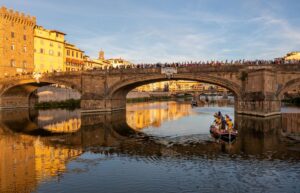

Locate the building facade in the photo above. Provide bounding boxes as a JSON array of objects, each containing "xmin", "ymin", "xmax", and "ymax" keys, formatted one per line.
[
  {"xmin": 106, "ymin": 58, "xmax": 132, "ymax": 68},
  {"xmin": 83, "ymin": 55, "xmax": 109, "ymax": 70},
  {"xmin": 64, "ymin": 42, "xmax": 84, "ymax": 71},
  {"xmin": 0, "ymin": 6, "xmax": 36, "ymax": 78},
  {"xmin": 284, "ymin": 52, "xmax": 300, "ymax": 61},
  {"xmin": 34, "ymin": 26, "xmax": 65, "ymax": 73}
]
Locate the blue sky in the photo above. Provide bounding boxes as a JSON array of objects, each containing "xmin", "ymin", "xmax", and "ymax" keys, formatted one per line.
[{"xmin": 2, "ymin": 0, "xmax": 300, "ymax": 63}]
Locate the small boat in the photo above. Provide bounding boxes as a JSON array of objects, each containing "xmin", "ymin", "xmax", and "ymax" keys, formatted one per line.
[
  {"xmin": 191, "ymin": 100, "xmax": 198, "ymax": 107},
  {"xmin": 210, "ymin": 125, "xmax": 238, "ymax": 142}
]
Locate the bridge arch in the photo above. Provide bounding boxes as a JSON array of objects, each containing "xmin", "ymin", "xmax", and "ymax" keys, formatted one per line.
[
  {"xmin": 277, "ymin": 78, "xmax": 300, "ymax": 100},
  {"xmin": 0, "ymin": 77, "xmax": 81, "ymax": 109},
  {"xmin": 108, "ymin": 74, "xmax": 242, "ymax": 104}
]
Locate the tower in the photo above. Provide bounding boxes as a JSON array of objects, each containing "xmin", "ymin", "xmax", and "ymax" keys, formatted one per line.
[
  {"xmin": 98, "ymin": 50, "xmax": 105, "ymax": 60},
  {"xmin": 0, "ymin": 6, "xmax": 36, "ymax": 78}
]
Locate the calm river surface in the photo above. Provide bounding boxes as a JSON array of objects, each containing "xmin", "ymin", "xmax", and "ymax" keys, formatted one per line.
[{"xmin": 0, "ymin": 101, "xmax": 300, "ymax": 193}]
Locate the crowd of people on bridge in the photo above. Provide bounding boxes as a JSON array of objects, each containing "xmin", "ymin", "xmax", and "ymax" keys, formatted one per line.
[
  {"xmin": 99, "ymin": 58, "xmax": 299, "ymax": 70},
  {"xmin": 2, "ymin": 58, "xmax": 300, "ymax": 79}
]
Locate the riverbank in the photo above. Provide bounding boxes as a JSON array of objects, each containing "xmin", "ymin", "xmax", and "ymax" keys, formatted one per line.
[
  {"xmin": 126, "ymin": 91, "xmax": 192, "ymax": 103},
  {"xmin": 282, "ymin": 97, "xmax": 300, "ymax": 106},
  {"xmin": 34, "ymin": 99, "xmax": 81, "ymax": 109}
]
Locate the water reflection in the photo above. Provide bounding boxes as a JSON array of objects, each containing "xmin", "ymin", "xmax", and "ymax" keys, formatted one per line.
[
  {"xmin": 127, "ymin": 101, "xmax": 234, "ymax": 137},
  {"xmin": 126, "ymin": 101, "xmax": 197, "ymax": 130},
  {"xmin": 0, "ymin": 102, "xmax": 300, "ymax": 193}
]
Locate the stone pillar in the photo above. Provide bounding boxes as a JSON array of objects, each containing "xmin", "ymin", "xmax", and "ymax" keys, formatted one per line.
[
  {"xmin": 81, "ymin": 97, "xmax": 126, "ymax": 113},
  {"xmin": 236, "ymin": 67, "xmax": 281, "ymax": 117}
]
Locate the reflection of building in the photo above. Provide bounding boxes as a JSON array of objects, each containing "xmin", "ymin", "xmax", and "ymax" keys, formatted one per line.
[
  {"xmin": 126, "ymin": 101, "xmax": 193, "ymax": 130},
  {"xmin": 43, "ymin": 118, "xmax": 81, "ymax": 133},
  {"xmin": 0, "ymin": 135, "xmax": 37, "ymax": 193},
  {"xmin": 34, "ymin": 26, "xmax": 65, "ymax": 73},
  {"xmin": 64, "ymin": 42, "xmax": 84, "ymax": 71},
  {"xmin": 34, "ymin": 139, "xmax": 82, "ymax": 179},
  {"xmin": 0, "ymin": 131, "xmax": 82, "ymax": 193},
  {"xmin": 0, "ymin": 6, "xmax": 36, "ymax": 78}
]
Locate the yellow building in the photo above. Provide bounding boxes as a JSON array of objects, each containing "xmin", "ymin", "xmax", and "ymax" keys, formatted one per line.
[
  {"xmin": 64, "ymin": 42, "xmax": 84, "ymax": 71},
  {"xmin": 284, "ymin": 52, "xmax": 300, "ymax": 61},
  {"xmin": 83, "ymin": 51, "xmax": 110, "ymax": 70},
  {"xmin": 34, "ymin": 26, "xmax": 66, "ymax": 73},
  {"xmin": 0, "ymin": 6, "xmax": 36, "ymax": 78},
  {"xmin": 137, "ymin": 81, "xmax": 203, "ymax": 92}
]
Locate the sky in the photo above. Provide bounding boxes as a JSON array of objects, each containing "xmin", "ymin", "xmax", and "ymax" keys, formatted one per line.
[{"xmin": 2, "ymin": 0, "xmax": 300, "ymax": 63}]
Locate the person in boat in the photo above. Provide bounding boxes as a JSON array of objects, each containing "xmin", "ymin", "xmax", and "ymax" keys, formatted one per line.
[
  {"xmin": 216, "ymin": 111, "xmax": 226, "ymax": 131},
  {"xmin": 225, "ymin": 114, "xmax": 233, "ymax": 131},
  {"xmin": 213, "ymin": 113, "xmax": 221, "ymax": 129},
  {"xmin": 213, "ymin": 112, "xmax": 225, "ymax": 130},
  {"xmin": 220, "ymin": 115, "xmax": 226, "ymax": 131}
]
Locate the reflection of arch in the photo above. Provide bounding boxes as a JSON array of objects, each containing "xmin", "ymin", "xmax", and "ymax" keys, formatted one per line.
[
  {"xmin": 108, "ymin": 74, "xmax": 242, "ymax": 100},
  {"xmin": 277, "ymin": 78, "xmax": 300, "ymax": 99}
]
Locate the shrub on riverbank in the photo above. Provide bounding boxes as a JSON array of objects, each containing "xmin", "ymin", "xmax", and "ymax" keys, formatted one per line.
[
  {"xmin": 282, "ymin": 97, "xmax": 300, "ymax": 106},
  {"xmin": 34, "ymin": 99, "xmax": 80, "ymax": 109}
]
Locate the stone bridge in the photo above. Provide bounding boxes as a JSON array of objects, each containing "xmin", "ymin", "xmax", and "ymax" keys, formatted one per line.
[{"xmin": 1, "ymin": 63, "xmax": 300, "ymax": 116}]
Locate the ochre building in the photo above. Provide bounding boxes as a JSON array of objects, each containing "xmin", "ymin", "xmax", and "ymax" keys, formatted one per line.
[
  {"xmin": 83, "ymin": 54, "xmax": 109, "ymax": 70},
  {"xmin": 64, "ymin": 42, "xmax": 84, "ymax": 71},
  {"xmin": 0, "ymin": 6, "xmax": 36, "ymax": 78},
  {"xmin": 34, "ymin": 25, "xmax": 65, "ymax": 73}
]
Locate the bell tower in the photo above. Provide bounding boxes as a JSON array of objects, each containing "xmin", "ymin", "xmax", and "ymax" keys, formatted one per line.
[{"xmin": 98, "ymin": 50, "xmax": 105, "ymax": 60}]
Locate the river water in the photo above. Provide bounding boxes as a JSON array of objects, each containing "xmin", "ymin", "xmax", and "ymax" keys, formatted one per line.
[{"xmin": 0, "ymin": 101, "xmax": 300, "ymax": 193}]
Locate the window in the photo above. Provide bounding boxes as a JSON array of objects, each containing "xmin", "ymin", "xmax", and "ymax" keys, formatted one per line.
[
  {"xmin": 23, "ymin": 35, "xmax": 26, "ymax": 40},
  {"xmin": 23, "ymin": 61, "xmax": 27, "ymax": 68},
  {"xmin": 72, "ymin": 51, "xmax": 74, "ymax": 57},
  {"xmin": 49, "ymin": 50, "xmax": 54, "ymax": 55},
  {"xmin": 58, "ymin": 51, "xmax": 61, "ymax": 57},
  {"xmin": 67, "ymin": 50, "xmax": 70, "ymax": 56},
  {"xmin": 76, "ymin": 52, "xmax": 78, "ymax": 58},
  {"xmin": 10, "ymin": 59, "xmax": 16, "ymax": 67},
  {"xmin": 40, "ymin": 39, "xmax": 44, "ymax": 45},
  {"xmin": 50, "ymin": 42, "xmax": 53, "ymax": 47},
  {"xmin": 40, "ymin": 48, "xmax": 44, "ymax": 54},
  {"xmin": 11, "ymin": 44, "xmax": 15, "ymax": 50},
  {"xmin": 23, "ymin": 46, "xmax": 27, "ymax": 52},
  {"xmin": 56, "ymin": 33, "xmax": 59, "ymax": 38},
  {"xmin": 11, "ymin": 32, "xmax": 14, "ymax": 38},
  {"xmin": 58, "ymin": 44, "xmax": 61, "ymax": 48},
  {"xmin": 23, "ymin": 26, "xmax": 26, "ymax": 30}
]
